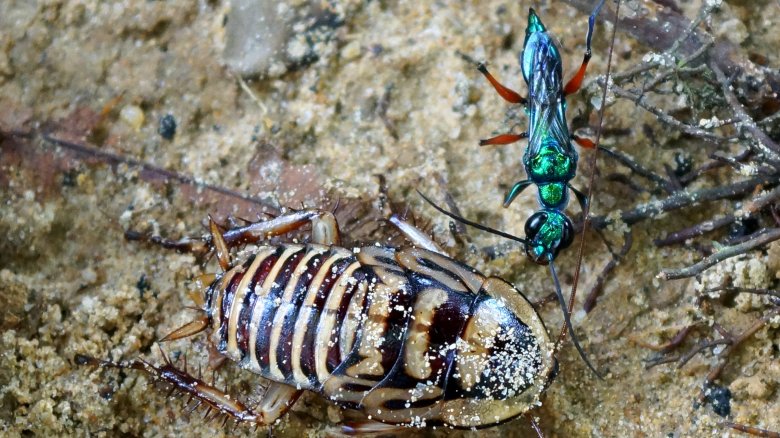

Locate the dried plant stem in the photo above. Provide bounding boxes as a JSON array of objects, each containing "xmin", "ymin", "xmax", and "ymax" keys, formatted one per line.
[
  {"xmin": 591, "ymin": 176, "xmax": 772, "ymax": 229},
  {"xmin": 655, "ymin": 185, "xmax": 780, "ymax": 246},
  {"xmin": 710, "ymin": 64, "xmax": 780, "ymax": 165},
  {"xmin": 658, "ymin": 228, "xmax": 780, "ymax": 280}
]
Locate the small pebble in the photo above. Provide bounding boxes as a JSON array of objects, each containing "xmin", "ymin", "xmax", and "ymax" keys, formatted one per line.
[
  {"xmin": 340, "ymin": 40, "xmax": 361, "ymax": 61},
  {"xmin": 158, "ymin": 114, "xmax": 177, "ymax": 140},
  {"xmin": 119, "ymin": 105, "xmax": 144, "ymax": 131}
]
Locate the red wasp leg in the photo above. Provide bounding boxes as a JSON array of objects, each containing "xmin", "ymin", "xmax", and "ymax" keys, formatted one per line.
[
  {"xmin": 563, "ymin": 54, "xmax": 591, "ymax": 96},
  {"xmin": 388, "ymin": 214, "xmax": 446, "ymax": 255},
  {"xmin": 477, "ymin": 63, "xmax": 527, "ymax": 105},
  {"xmin": 220, "ymin": 209, "xmax": 341, "ymax": 248},
  {"xmin": 572, "ymin": 134, "xmax": 597, "ymax": 149},
  {"xmin": 563, "ymin": 0, "xmax": 604, "ymax": 96},
  {"xmin": 479, "ymin": 132, "xmax": 528, "ymax": 146}
]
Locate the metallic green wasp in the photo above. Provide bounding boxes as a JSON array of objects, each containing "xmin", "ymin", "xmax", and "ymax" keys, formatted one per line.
[{"xmin": 424, "ymin": 0, "xmax": 613, "ymax": 378}]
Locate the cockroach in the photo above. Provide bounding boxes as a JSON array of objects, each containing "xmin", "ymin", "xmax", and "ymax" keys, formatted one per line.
[{"xmin": 78, "ymin": 209, "xmax": 561, "ymax": 433}]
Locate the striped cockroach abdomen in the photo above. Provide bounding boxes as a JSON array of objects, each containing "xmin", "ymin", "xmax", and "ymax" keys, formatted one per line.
[{"xmin": 205, "ymin": 242, "xmax": 555, "ymax": 428}]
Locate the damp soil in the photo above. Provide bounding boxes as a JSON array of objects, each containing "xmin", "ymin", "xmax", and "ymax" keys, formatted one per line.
[{"xmin": 1, "ymin": 1, "xmax": 779, "ymax": 437}]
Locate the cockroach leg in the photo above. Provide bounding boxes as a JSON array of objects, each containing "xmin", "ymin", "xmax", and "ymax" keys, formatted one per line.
[
  {"xmin": 76, "ymin": 348, "xmax": 302, "ymax": 427},
  {"xmin": 124, "ymin": 229, "xmax": 209, "ymax": 257},
  {"xmin": 159, "ymin": 313, "xmax": 209, "ymax": 342},
  {"xmin": 219, "ymin": 209, "xmax": 341, "ymax": 247},
  {"xmin": 209, "ymin": 215, "xmax": 231, "ymax": 271},
  {"xmin": 388, "ymin": 214, "xmax": 446, "ymax": 255},
  {"xmin": 340, "ymin": 420, "xmax": 410, "ymax": 435}
]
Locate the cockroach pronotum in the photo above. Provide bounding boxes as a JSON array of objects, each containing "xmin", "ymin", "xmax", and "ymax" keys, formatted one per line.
[{"xmin": 77, "ymin": 209, "xmax": 562, "ymax": 433}]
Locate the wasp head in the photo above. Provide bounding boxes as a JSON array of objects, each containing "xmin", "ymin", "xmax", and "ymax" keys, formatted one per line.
[{"xmin": 524, "ymin": 210, "xmax": 574, "ymax": 264}]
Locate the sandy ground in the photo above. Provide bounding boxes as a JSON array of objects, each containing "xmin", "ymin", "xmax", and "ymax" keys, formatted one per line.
[{"xmin": 1, "ymin": 0, "xmax": 779, "ymax": 436}]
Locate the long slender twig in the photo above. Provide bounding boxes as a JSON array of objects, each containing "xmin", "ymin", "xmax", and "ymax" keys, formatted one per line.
[
  {"xmin": 605, "ymin": 83, "xmax": 733, "ymax": 144},
  {"xmin": 696, "ymin": 307, "xmax": 780, "ymax": 403},
  {"xmin": 42, "ymin": 134, "xmax": 279, "ymax": 214},
  {"xmin": 658, "ymin": 228, "xmax": 780, "ymax": 280},
  {"xmin": 583, "ymin": 230, "xmax": 633, "ymax": 313},
  {"xmin": 702, "ymin": 286, "xmax": 780, "ymax": 301},
  {"xmin": 654, "ymin": 185, "xmax": 780, "ymax": 246},
  {"xmin": 591, "ymin": 176, "xmax": 773, "ymax": 229},
  {"xmin": 599, "ymin": 146, "xmax": 672, "ymax": 192},
  {"xmin": 710, "ymin": 64, "xmax": 780, "ymax": 165}
]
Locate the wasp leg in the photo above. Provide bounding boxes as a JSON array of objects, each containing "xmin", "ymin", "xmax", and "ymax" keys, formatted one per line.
[
  {"xmin": 503, "ymin": 180, "xmax": 534, "ymax": 207},
  {"xmin": 572, "ymin": 134, "xmax": 597, "ymax": 149},
  {"xmin": 479, "ymin": 131, "xmax": 528, "ymax": 146},
  {"xmin": 568, "ymin": 184, "xmax": 589, "ymax": 213},
  {"xmin": 477, "ymin": 63, "xmax": 527, "ymax": 105},
  {"xmin": 388, "ymin": 214, "xmax": 446, "ymax": 255},
  {"xmin": 220, "ymin": 209, "xmax": 341, "ymax": 247},
  {"xmin": 563, "ymin": 0, "xmax": 605, "ymax": 96}
]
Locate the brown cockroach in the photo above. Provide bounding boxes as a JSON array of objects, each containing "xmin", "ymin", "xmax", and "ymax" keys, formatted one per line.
[{"xmin": 78, "ymin": 209, "xmax": 558, "ymax": 433}]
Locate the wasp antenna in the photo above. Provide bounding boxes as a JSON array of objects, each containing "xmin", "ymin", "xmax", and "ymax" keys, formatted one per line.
[
  {"xmin": 418, "ymin": 190, "xmax": 529, "ymax": 246},
  {"xmin": 549, "ymin": 259, "xmax": 603, "ymax": 380},
  {"xmin": 565, "ymin": 0, "xmax": 622, "ymax": 365}
]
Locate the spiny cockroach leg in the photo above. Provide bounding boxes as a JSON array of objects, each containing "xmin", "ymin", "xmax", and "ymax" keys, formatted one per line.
[
  {"xmin": 526, "ymin": 413, "xmax": 545, "ymax": 438},
  {"xmin": 124, "ymin": 229, "xmax": 209, "ymax": 257},
  {"xmin": 76, "ymin": 348, "xmax": 303, "ymax": 427}
]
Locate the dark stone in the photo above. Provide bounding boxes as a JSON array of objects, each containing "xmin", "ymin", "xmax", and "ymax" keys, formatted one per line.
[{"xmin": 158, "ymin": 114, "xmax": 177, "ymax": 140}]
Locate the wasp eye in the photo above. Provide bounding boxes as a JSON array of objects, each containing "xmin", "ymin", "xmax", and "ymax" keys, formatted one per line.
[
  {"xmin": 525, "ymin": 212, "xmax": 548, "ymax": 239},
  {"xmin": 558, "ymin": 217, "xmax": 575, "ymax": 252}
]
